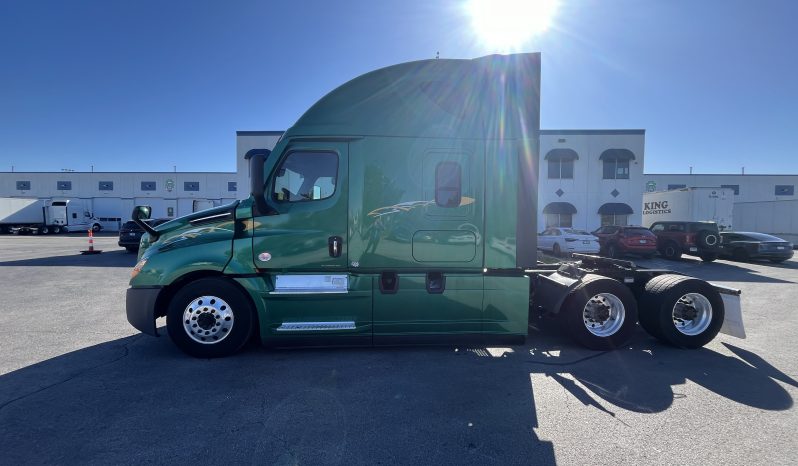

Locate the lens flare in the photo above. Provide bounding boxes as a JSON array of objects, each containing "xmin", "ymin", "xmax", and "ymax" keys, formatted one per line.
[{"xmin": 467, "ymin": 0, "xmax": 558, "ymax": 50}]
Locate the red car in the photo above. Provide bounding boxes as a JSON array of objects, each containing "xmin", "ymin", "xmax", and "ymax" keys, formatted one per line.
[{"xmin": 591, "ymin": 225, "xmax": 658, "ymax": 259}]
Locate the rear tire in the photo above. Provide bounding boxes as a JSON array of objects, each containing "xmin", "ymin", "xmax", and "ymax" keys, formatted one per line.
[
  {"xmin": 552, "ymin": 243, "xmax": 561, "ymax": 257},
  {"xmin": 606, "ymin": 244, "xmax": 618, "ymax": 259},
  {"xmin": 558, "ymin": 274, "xmax": 638, "ymax": 350},
  {"xmin": 166, "ymin": 278, "xmax": 255, "ymax": 358},
  {"xmin": 125, "ymin": 246, "xmax": 138, "ymax": 253},
  {"xmin": 661, "ymin": 242, "xmax": 681, "ymax": 260},
  {"xmin": 638, "ymin": 274, "xmax": 724, "ymax": 348},
  {"xmin": 52, "ymin": 226, "xmax": 61, "ymax": 234},
  {"xmin": 699, "ymin": 253, "xmax": 717, "ymax": 262},
  {"xmin": 39, "ymin": 226, "xmax": 49, "ymax": 235}
]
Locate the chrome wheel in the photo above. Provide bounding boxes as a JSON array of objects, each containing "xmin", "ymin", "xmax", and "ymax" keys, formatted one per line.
[
  {"xmin": 672, "ymin": 293, "xmax": 712, "ymax": 336},
  {"xmin": 182, "ymin": 295, "xmax": 235, "ymax": 344},
  {"xmin": 582, "ymin": 293, "xmax": 626, "ymax": 337}
]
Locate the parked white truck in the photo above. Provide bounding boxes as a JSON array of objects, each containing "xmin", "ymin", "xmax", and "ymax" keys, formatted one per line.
[
  {"xmin": 642, "ymin": 187, "xmax": 734, "ymax": 230},
  {"xmin": 0, "ymin": 197, "xmax": 102, "ymax": 234}
]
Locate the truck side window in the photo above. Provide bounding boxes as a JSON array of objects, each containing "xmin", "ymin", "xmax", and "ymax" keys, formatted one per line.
[
  {"xmin": 272, "ymin": 151, "xmax": 338, "ymax": 202},
  {"xmin": 435, "ymin": 161, "xmax": 461, "ymax": 208},
  {"xmin": 651, "ymin": 224, "xmax": 664, "ymax": 232}
]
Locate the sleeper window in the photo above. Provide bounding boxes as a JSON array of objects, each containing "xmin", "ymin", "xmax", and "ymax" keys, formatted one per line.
[
  {"xmin": 272, "ymin": 151, "xmax": 338, "ymax": 202},
  {"xmin": 435, "ymin": 161, "xmax": 461, "ymax": 208}
]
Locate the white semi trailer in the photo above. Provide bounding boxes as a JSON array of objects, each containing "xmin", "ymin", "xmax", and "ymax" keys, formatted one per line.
[
  {"xmin": 0, "ymin": 197, "xmax": 102, "ymax": 234},
  {"xmin": 642, "ymin": 187, "xmax": 734, "ymax": 230},
  {"xmin": 733, "ymin": 199, "xmax": 798, "ymax": 245}
]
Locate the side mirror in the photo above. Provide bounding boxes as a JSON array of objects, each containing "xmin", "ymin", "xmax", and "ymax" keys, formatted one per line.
[
  {"xmin": 132, "ymin": 205, "xmax": 152, "ymax": 221},
  {"xmin": 131, "ymin": 205, "xmax": 159, "ymax": 240},
  {"xmin": 245, "ymin": 148, "xmax": 272, "ymax": 216}
]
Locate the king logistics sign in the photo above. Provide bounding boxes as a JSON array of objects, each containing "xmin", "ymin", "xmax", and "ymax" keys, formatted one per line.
[{"xmin": 643, "ymin": 200, "xmax": 670, "ymax": 215}]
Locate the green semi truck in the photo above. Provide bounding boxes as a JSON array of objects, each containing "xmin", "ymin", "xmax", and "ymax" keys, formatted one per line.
[{"xmin": 126, "ymin": 53, "xmax": 744, "ymax": 358}]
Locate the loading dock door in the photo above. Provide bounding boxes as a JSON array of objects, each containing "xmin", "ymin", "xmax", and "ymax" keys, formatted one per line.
[{"xmin": 93, "ymin": 198, "xmax": 124, "ymax": 231}]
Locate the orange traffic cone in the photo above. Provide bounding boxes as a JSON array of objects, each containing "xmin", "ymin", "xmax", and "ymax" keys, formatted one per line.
[{"xmin": 80, "ymin": 229, "xmax": 103, "ymax": 255}]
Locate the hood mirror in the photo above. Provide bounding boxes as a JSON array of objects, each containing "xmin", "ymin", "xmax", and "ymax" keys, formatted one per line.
[{"xmin": 131, "ymin": 205, "xmax": 159, "ymax": 240}]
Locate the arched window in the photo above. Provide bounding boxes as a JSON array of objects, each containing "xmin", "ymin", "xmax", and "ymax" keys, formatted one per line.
[
  {"xmin": 600, "ymin": 149, "xmax": 635, "ymax": 180},
  {"xmin": 545, "ymin": 149, "xmax": 578, "ymax": 179}
]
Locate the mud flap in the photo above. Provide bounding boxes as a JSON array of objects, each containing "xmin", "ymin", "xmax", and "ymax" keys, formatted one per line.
[{"xmin": 712, "ymin": 283, "xmax": 745, "ymax": 339}]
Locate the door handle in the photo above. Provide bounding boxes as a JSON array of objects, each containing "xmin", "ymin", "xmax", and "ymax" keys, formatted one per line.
[{"xmin": 328, "ymin": 236, "xmax": 343, "ymax": 258}]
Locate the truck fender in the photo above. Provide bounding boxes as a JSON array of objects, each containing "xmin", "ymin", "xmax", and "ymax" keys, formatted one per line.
[{"xmin": 532, "ymin": 271, "xmax": 582, "ymax": 315}]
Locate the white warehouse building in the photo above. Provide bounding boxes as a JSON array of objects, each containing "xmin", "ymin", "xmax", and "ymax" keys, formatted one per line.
[
  {"xmin": 2, "ymin": 130, "xmax": 649, "ymax": 232},
  {"xmin": 644, "ymin": 173, "xmax": 798, "ymax": 242},
  {"xmin": 0, "ymin": 170, "xmax": 243, "ymax": 231},
  {"xmin": 4, "ymin": 128, "xmax": 793, "ymax": 240}
]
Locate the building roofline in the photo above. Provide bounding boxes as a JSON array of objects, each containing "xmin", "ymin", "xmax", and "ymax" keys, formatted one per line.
[
  {"xmin": 0, "ymin": 171, "xmax": 236, "ymax": 175},
  {"xmin": 236, "ymin": 130, "xmax": 284, "ymax": 136},
  {"xmin": 540, "ymin": 129, "xmax": 645, "ymax": 135}
]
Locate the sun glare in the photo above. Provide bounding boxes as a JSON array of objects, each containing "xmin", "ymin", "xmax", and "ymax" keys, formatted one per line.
[{"xmin": 467, "ymin": 0, "xmax": 558, "ymax": 51}]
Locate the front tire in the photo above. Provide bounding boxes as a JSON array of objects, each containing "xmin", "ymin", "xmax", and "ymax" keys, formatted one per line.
[
  {"xmin": 92, "ymin": 223, "xmax": 102, "ymax": 232},
  {"xmin": 638, "ymin": 274, "xmax": 724, "ymax": 348},
  {"xmin": 166, "ymin": 278, "xmax": 255, "ymax": 358},
  {"xmin": 558, "ymin": 274, "xmax": 639, "ymax": 350},
  {"xmin": 661, "ymin": 242, "xmax": 681, "ymax": 260}
]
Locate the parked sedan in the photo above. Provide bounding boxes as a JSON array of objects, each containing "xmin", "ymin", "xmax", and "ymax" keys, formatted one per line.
[
  {"xmin": 118, "ymin": 218, "xmax": 171, "ymax": 252},
  {"xmin": 592, "ymin": 225, "xmax": 658, "ymax": 259},
  {"xmin": 538, "ymin": 227, "xmax": 600, "ymax": 256},
  {"xmin": 719, "ymin": 231, "xmax": 794, "ymax": 263}
]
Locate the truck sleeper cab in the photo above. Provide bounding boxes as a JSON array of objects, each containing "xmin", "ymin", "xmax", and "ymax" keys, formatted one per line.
[{"xmin": 125, "ymin": 54, "xmax": 744, "ymax": 358}]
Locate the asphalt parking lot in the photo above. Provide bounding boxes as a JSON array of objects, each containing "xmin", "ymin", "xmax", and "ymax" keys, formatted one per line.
[{"xmin": 1, "ymin": 235, "xmax": 796, "ymax": 465}]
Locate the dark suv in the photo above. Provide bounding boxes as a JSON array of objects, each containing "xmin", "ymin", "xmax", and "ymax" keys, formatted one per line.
[
  {"xmin": 118, "ymin": 218, "xmax": 171, "ymax": 252},
  {"xmin": 591, "ymin": 225, "xmax": 658, "ymax": 259},
  {"xmin": 650, "ymin": 221, "xmax": 721, "ymax": 262}
]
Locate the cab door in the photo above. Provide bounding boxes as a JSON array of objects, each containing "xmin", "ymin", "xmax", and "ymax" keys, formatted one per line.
[{"xmin": 253, "ymin": 141, "xmax": 371, "ymax": 341}]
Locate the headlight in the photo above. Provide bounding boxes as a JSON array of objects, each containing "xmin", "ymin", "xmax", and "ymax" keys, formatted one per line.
[{"xmin": 131, "ymin": 258, "xmax": 148, "ymax": 278}]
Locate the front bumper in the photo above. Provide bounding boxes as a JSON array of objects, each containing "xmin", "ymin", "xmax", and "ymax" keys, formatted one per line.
[{"xmin": 126, "ymin": 286, "xmax": 163, "ymax": 336}]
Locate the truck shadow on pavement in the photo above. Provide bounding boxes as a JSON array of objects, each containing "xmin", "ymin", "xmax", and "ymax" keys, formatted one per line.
[
  {"xmin": 0, "ymin": 326, "xmax": 794, "ymax": 464},
  {"xmin": 0, "ymin": 250, "xmax": 137, "ymax": 268}
]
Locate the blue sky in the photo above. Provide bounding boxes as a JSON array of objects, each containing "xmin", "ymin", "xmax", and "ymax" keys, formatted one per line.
[{"xmin": 0, "ymin": 0, "xmax": 795, "ymax": 174}]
